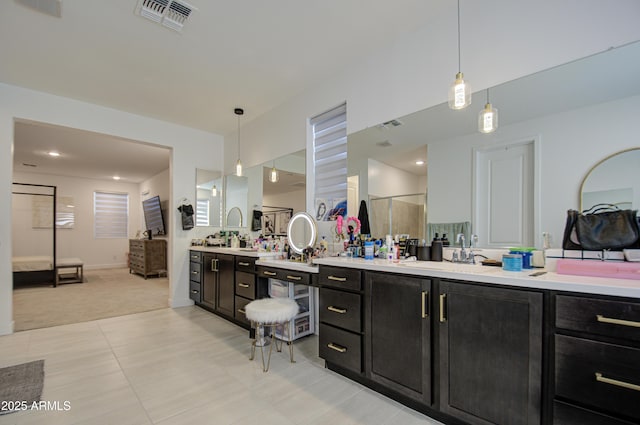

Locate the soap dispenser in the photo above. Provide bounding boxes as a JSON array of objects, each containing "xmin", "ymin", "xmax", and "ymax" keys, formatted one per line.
[{"xmin": 430, "ymin": 233, "xmax": 443, "ymax": 262}]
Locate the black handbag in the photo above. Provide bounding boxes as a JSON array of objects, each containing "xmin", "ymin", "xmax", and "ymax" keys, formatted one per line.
[{"xmin": 562, "ymin": 204, "xmax": 640, "ymax": 251}]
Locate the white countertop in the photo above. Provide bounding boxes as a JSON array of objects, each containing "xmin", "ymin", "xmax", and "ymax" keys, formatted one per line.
[
  {"xmin": 256, "ymin": 258, "xmax": 319, "ymax": 273},
  {"xmin": 189, "ymin": 246, "xmax": 279, "ymax": 258},
  {"xmin": 313, "ymin": 257, "xmax": 640, "ymax": 299}
]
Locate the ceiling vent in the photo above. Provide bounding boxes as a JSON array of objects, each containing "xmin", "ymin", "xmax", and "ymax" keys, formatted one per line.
[
  {"xmin": 378, "ymin": 119, "xmax": 403, "ymax": 130},
  {"xmin": 376, "ymin": 140, "xmax": 393, "ymax": 148},
  {"xmin": 136, "ymin": 0, "xmax": 195, "ymax": 33}
]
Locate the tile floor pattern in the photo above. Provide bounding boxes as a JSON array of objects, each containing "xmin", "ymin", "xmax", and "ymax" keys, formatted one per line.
[{"xmin": 0, "ymin": 306, "xmax": 443, "ymax": 425}]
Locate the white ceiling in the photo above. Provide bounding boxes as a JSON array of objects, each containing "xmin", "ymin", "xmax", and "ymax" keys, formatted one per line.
[{"xmin": 2, "ymin": 0, "xmax": 444, "ymax": 182}]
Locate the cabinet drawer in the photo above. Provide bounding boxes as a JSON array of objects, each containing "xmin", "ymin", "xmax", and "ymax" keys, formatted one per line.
[
  {"xmin": 235, "ymin": 256, "xmax": 256, "ymax": 272},
  {"xmin": 555, "ymin": 334, "xmax": 640, "ymax": 421},
  {"xmin": 189, "ymin": 262, "xmax": 202, "ymax": 282},
  {"xmin": 319, "ymin": 266, "xmax": 362, "ymax": 291},
  {"xmin": 319, "ymin": 323, "xmax": 362, "ymax": 373},
  {"xmin": 235, "ymin": 271, "xmax": 256, "ymax": 299},
  {"xmin": 189, "ymin": 251, "xmax": 202, "ymax": 263},
  {"xmin": 189, "ymin": 281, "xmax": 201, "ymax": 303},
  {"xmin": 556, "ymin": 295, "xmax": 640, "ymax": 342},
  {"xmin": 235, "ymin": 296, "xmax": 251, "ymax": 325},
  {"xmin": 553, "ymin": 400, "xmax": 636, "ymax": 425},
  {"xmin": 319, "ymin": 287, "xmax": 361, "ymax": 333}
]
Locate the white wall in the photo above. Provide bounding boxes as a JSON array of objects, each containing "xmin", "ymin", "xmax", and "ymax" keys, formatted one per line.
[
  {"xmin": 12, "ymin": 171, "xmax": 144, "ymax": 268},
  {"xmin": 1, "ymin": 83, "xmax": 223, "ymax": 335},
  {"xmin": 428, "ymin": 95, "xmax": 640, "ymax": 249},
  {"xmin": 368, "ymin": 158, "xmax": 423, "ymax": 198},
  {"xmin": 263, "ymin": 189, "xmax": 306, "ymax": 215}
]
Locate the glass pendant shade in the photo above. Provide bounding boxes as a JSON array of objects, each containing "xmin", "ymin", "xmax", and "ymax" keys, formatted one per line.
[
  {"xmin": 449, "ymin": 72, "xmax": 471, "ymax": 110},
  {"xmin": 211, "ymin": 185, "xmax": 217, "ymax": 197},
  {"xmin": 235, "ymin": 159, "xmax": 243, "ymax": 177},
  {"xmin": 269, "ymin": 166, "xmax": 279, "ymax": 183},
  {"xmin": 478, "ymin": 102, "xmax": 498, "ymax": 133}
]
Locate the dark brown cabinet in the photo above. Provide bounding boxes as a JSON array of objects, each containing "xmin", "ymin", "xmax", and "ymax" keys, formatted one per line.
[
  {"xmin": 553, "ymin": 293, "xmax": 640, "ymax": 425},
  {"xmin": 201, "ymin": 252, "xmax": 234, "ymax": 317},
  {"xmin": 438, "ymin": 280, "xmax": 543, "ymax": 425},
  {"xmin": 365, "ymin": 272, "xmax": 432, "ymax": 405},
  {"xmin": 188, "ymin": 250, "xmax": 202, "ymax": 303}
]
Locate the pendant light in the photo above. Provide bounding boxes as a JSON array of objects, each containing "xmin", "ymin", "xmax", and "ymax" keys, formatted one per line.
[
  {"xmin": 448, "ymin": 0, "xmax": 471, "ymax": 110},
  {"xmin": 478, "ymin": 89, "xmax": 498, "ymax": 133},
  {"xmin": 211, "ymin": 185, "xmax": 217, "ymax": 197},
  {"xmin": 234, "ymin": 108, "xmax": 244, "ymax": 176},
  {"xmin": 269, "ymin": 159, "xmax": 279, "ymax": 183}
]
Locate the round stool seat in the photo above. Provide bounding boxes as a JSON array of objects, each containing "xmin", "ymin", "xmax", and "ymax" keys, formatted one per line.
[{"xmin": 245, "ymin": 298, "xmax": 298, "ymax": 324}]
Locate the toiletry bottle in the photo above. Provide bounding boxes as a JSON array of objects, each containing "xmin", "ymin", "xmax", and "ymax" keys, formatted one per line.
[
  {"xmin": 430, "ymin": 233, "xmax": 443, "ymax": 262},
  {"xmin": 442, "ymin": 233, "xmax": 450, "ymax": 247},
  {"xmin": 364, "ymin": 240, "xmax": 374, "ymax": 260}
]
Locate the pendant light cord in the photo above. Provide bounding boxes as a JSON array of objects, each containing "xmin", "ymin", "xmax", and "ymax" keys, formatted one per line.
[
  {"xmin": 237, "ymin": 114, "xmax": 240, "ymax": 158},
  {"xmin": 457, "ymin": 0, "xmax": 461, "ymax": 73}
]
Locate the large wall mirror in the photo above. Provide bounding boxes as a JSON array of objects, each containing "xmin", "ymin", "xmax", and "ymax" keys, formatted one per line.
[
  {"xmin": 224, "ymin": 174, "xmax": 248, "ymax": 229},
  {"xmin": 347, "ymin": 40, "xmax": 640, "ymax": 248},
  {"xmin": 195, "ymin": 169, "xmax": 223, "ymax": 227},
  {"xmin": 580, "ymin": 148, "xmax": 640, "ymax": 211}
]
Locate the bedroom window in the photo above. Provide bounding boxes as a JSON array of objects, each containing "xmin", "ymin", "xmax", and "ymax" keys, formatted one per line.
[
  {"xmin": 94, "ymin": 191, "xmax": 129, "ymax": 238},
  {"xmin": 196, "ymin": 198, "xmax": 209, "ymax": 226}
]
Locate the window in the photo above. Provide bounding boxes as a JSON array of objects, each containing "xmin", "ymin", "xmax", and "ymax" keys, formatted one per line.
[
  {"xmin": 94, "ymin": 191, "xmax": 129, "ymax": 238},
  {"xmin": 196, "ymin": 198, "xmax": 209, "ymax": 226},
  {"xmin": 312, "ymin": 103, "xmax": 347, "ymax": 220}
]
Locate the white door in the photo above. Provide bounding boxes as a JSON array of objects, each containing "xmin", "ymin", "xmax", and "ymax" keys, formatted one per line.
[{"xmin": 474, "ymin": 141, "xmax": 535, "ymax": 248}]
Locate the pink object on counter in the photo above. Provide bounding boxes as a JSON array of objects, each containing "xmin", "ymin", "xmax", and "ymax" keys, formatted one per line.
[{"xmin": 556, "ymin": 259, "xmax": 640, "ymax": 280}]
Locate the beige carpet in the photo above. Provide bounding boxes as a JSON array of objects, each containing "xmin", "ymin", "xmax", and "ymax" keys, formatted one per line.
[{"xmin": 12, "ymin": 268, "xmax": 169, "ymax": 331}]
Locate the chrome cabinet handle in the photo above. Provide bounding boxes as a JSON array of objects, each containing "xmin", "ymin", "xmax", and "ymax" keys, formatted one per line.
[
  {"xmin": 421, "ymin": 291, "xmax": 429, "ymax": 318},
  {"xmin": 327, "ymin": 343, "xmax": 347, "ymax": 353},
  {"xmin": 328, "ymin": 275, "xmax": 347, "ymax": 282},
  {"xmin": 238, "ymin": 262, "xmax": 250, "ymax": 266},
  {"xmin": 191, "ymin": 290, "xmax": 198, "ymax": 294},
  {"xmin": 191, "ymin": 255, "xmax": 199, "ymax": 260},
  {"xmin": 439, "ymin": 294, "xmax": 447, "ymax": 322},
  {"xmin": 327, "ymin": 306, "xmax": 347, "ymax": 314},
  {"xmin": 286, "ymin": 275, "xmax": 302, "ymax": 281},
  {"xmin": 191, "ymin": 270, "xmax": 199, "ymax": 275},
  {"xmin": 595, "ymin": 372, "xmax": 640, "ymax": 392},
  {"xmin": 238, "ymin": 283, "xmax": 250, "ymax": 288},
  {"xmin": 596, "ymin": 315, "xmax": 640, "ymax": 328},
  {"xmin": 263, "ymin": 271, "xmax": 277, "ymax": 276}
]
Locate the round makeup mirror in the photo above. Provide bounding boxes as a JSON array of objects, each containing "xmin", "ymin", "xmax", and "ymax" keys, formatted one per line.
[
  {"xmin": 226, "ymin": 207, "xmax": 243, "ymax": 227},
  {"xmin": 287, "ymin": 212, "xmax": 317, "ymax": 254},
  {"xmin": 580, "ymin": 148, "xmax": 640, "ymax": 211}
]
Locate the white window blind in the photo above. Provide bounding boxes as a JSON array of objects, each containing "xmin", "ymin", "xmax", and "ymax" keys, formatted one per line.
[
  {"xmin": 312, "ymin": 103, "xmax": 347, "ymax": 204},
  {"xmin": 94, "ymin": 191, "xmax": 129, "ymax": 238},
  {"xmin": 196, "ymin": 199, "xmax": 209, "ymax": 226}
]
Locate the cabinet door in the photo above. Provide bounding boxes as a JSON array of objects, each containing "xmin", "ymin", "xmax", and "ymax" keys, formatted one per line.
[
  {"xmin": 365, "ymin": 272, "xmax": 432, "ymax": 404},
  {"xmin": 439, "ymin": 280, "xmax": 543, "ymax": 425},
  {"xmin": 216, "ymin": 254, "xmax": 235, "ymax": 317},
  {"xmin": 201, "ymin": 253, "xmax": 218, "ymax": 310}
]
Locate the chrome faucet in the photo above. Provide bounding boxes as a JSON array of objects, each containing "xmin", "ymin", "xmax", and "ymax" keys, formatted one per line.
[{"xmin": 451, "ymin": 233, "xmax": 478, "ymax": 264}]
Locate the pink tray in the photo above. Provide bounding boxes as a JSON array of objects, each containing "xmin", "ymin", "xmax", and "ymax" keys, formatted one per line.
[{"xmin": 556, "ymin": 259, "xmax": 640, "ymax": 280}]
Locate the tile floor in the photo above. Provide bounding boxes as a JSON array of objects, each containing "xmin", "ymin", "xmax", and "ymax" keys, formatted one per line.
[{"xmin": 0, "ymin": 306, "xmax": 442, "ymax": 425}]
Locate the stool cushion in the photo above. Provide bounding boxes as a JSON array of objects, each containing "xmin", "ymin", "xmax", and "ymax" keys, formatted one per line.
[{"xmin": 245, "ymin": 298, "xmax": 299, "ymax": 324}]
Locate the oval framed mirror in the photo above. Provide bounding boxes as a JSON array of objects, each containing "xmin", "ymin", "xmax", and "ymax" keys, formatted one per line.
[
  {"xmin": 287, "ymin": 212, "xmax": 317, "ymax": 254},
  {"xmin": 580, "ymin": 148, "xmax": 640, "ymax": 211},
  {"xmin": 226, "ymin": 206, "xmax": 243, "ymax": 227}
]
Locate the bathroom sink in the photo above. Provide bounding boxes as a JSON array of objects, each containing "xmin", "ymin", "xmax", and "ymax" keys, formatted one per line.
[{"xmin": 398, "ymin": 261, "xmax": 499, "ymax": 274}]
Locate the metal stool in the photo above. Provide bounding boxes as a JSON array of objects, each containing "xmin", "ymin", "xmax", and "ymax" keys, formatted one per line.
[{"xmin": 245, "ymin": 297, "xmax": 299, "ymax": 372}]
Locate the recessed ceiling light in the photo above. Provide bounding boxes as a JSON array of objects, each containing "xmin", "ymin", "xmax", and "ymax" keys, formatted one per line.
[
  {"xmin": 113, "ymin": 176, "xmax": 121, "ymax": 181},
  {"xmin": 48, "ymin": 151, "xmax": 60, "ymax": 157},
  {"xmin": 415, "ymin": 160, "xmax": 425, "ymax": 165}
]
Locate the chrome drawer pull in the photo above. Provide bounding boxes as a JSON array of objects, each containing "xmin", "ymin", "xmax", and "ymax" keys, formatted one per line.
[
  {"xmin": 238, "ymin": 283, "xmax": 250, "ymax": 288},
  {"xmin": 596, "ymin": 314, "xmax": 640, "ymax": 328},
  {"xmin": 191, "ymin": 255, "xmax": 199, "ymax": 260},
  {"xmin": 191, "ymin": 271, "xmax": 199, "ymax": 275},
  {"xmin": 263, "ymin": 271, "xmax": 277, "ymax": 276},
  {"xmin": 191, "ymin": 290, "xmax": 199, "ymax": 294},
  {"xmin": 238, "ymin": 262, "xmax": 250, "ymax": 266},
  {"xmin": 327, "ymin": 306, "xmax": 347, "ymax": 314},
  {"xmin": 327, "ymin": 343, "xmax": 347, "ymax": 353},
  {"xmin": 595, "ymin": 372, "xmax": 640, "ymax": 392},
  {"xmin": 286, "ymin": 275, "xmax": 302, "ymax": 281},
  {"xmin": 328, "ymin": 275, "xmax": 347, "ymax": 282},
  {"xmin": 237, "ymin": 308, "xmax": 246, "ymax": 314}
]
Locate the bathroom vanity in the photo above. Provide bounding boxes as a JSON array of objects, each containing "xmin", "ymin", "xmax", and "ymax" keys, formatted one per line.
[{"xmin": 313, "ymin": 257, "xmax": 640, "ymax": 425}]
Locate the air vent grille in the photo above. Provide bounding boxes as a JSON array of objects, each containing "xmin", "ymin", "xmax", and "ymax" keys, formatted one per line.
[{"xmin": 137, "ymin": 0, "xmax": 195, "ymax": 32}]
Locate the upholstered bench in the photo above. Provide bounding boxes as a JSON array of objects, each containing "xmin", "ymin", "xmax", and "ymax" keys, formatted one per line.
[
  {"xmin": 245, "ymin": 297, "xmax": 299, "ymax": 372},
  {"xmin": 56, "ymin": 257, "xmax": 84, "ymax": 286}
]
